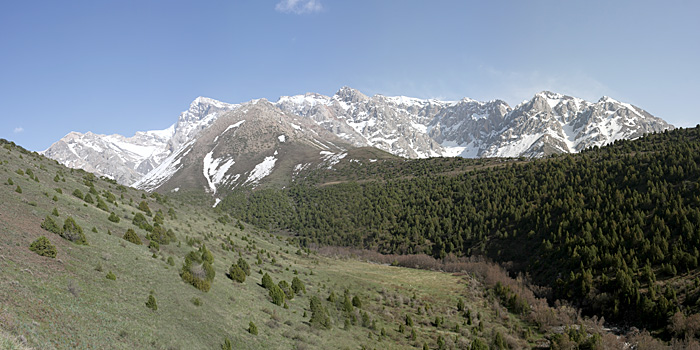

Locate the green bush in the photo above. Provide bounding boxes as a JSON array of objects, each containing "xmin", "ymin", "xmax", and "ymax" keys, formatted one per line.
[
  {"xmin": 146, "ymin": 294, "xmax": 157, "ymax": 311},
  {"xmin": 221, "ymin": 338, "xmax": 232, "ymax": 350},
  {"xmin": 352, "ymin": 295, "xmax": 362, "ymax": 308},
  {"xmin": 83, "ymin": 194, "xmax": 94, "ymax": 204},
  {"xmin": 237, "ymin": 257, "xmax": 251, "ymax": 276},
  {"xmin": 106, "ymin": 271, "xmax": 116, "ymax": 280},
  {"xmin": 29, "ymin": 236, "xmax": 57, "ymax": 258},
  {"xmin": 291, "ymin": 276, "xmax": 306, "ymax": 295},
  {"xmin": 7, "ymin": 178, "xmax": 13, "ymax": 185},
  {"xmin": 180, "ymin": 246, "xmax": 215, "ymax": 292},
  {"xmin": 146, "ymin": 224, "xmax": 174, "ymax": 245},
  {"xmin": 278, "ymin": 280, "xmax": 294, "ymax": 299},
  {"xmin": 262, "ymin": 273, "xmax": 274, "ymax": 289},
  {"xmin": 96, "ymin": 197, "xmax": 109, "ymax": 211},
  {"xmin": 268, "ymin": 284, "xmax": 286, "ymax": 306},
  {"xmin": 229, "ymin": 264, "xmax": 246, "ymax": 283},
  {"xmin": 248, "ymin": 321, "xmax": 258, "ymax": 335},
  {"xmin": 132, "ymin": 212, "xmax": 152, "ymax": 231},
  {"xmin": 72, "ymin": 189, "xmax": 84, "ymax": 200},
  {"xmin": 148, "ymin": 240, "xmax": 159, "ymax": 251},
  {"xmin": 167, "ymin": 256, "xmax": 175, "ymax": 266},
  {"xmin": 138, "ymin": 201, "xmax": 152, "ymax": 216},
  {"xmin": 15, "ymin": 185, "xmax": 22, "ymax": 194},
  {"xmin": 51, "ymin": 207, "xmax": 59, "ymax": 217},
  {"xmin": 108, "ymin": 212, "xmax": 120, "ymax": 223},
  {"xmin": 41, "ymin": 215, "xmax": 62, "ymax": 235},
  {"xmin": 123, "ymin": 229, "xmax": 142, "ymax": 245},
  {"xmin": 62, "ymin": 217, "xmax": 87, "ymax": 245},
  {"xmin": 309, "ymin": 296, "xmax": 332, "ymax": 329}
]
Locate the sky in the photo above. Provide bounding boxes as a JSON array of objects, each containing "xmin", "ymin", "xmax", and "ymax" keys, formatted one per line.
[{"xmin": 1, "ymin": 0, "xmax": 698, "ymax": 152}]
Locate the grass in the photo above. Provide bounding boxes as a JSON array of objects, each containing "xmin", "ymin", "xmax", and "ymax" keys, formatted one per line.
[{"xmin": 0, "ymin": 141, "xmax": 549, "ymax": 349}]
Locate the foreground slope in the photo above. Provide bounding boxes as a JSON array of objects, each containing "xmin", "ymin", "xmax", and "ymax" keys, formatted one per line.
[{"xmin": 0, "ymin": 139, "xmax": 636, "ymax": 349}]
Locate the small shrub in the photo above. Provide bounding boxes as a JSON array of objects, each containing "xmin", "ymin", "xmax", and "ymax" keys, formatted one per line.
[
  {"xmin": 292, "ymin": 276, "xmax": 306, "ymax": 295},
  {"xmin": 138, "ymin": 201, "xmax": 152, "ymax": 216},
  {"xmin": 262, "ymin": 273, "xmax": 274, "ymax": 289},
  {"xmin": 191, "ymin": 297, "xmax": 202, "ymax": 306},
  {"xmin": 229, "ymin": 264, "xmax": 246, "ymax": 283},
  {"xmin": 72, "ymin": 189, "xmax": 84, "ymax": 200},
  {"xmin": 41, "ymin": 215, "xmax": 62, "ymax": 234},
  {"xmin": 96, "ymin": 197, "xmax": 109, "ymax": 211},
  {"xmin": 249, "ymin": 321, "xmax": 258, "ymax": 335},
  {"xmin": 7, "ymin": 178, "xmax": 13, "ymax": 185},
  {"xmin": 108, "ymin": 212, "xmax": 120, "ymax": 223},
  {"xmin": 91, "ymin": 227, "xmax": 98, "ymax": 233},
  {"xmin": 237, "ymin": 257, "xmax": 251, "ymax": 276},
  {"xmin": 51, "ymin": 207, "xmax": 59, "ymax": 216},
  {"xmin": 106, "ymin": 271, "xmax": 116, "ymax": 280},
  {"xmin": 278, "ymin": 280, "xmax": 294, "ymax": 299},
  {"xmin": 146, "ymin": 294, "xmax": 157, "ymax": 311},
  {"xmin": 269, "ymin": 284, "xmax": 286, "ymax": 306},
  {"xmin": 309, "ymin": 296, "xmax": 332, "ymax": 329},
  {"xmin": 180, "ymin": 246, "xmax": 215, "ymax": 292},
  {"xmin": 15, "ymin": 185, "xmax": 22, "ymax": 193},
  {"xmin": 62, "ymin": 217, "xmax": 87, "ymax": 245},
  {"xmin": 29, "ymin": 236, "xmax": 57, "ymax": 258},
  {"xmin": 84, "ymin": 194, "xmax": 94, "ymax": 204},
  {"xmin": 123, "ymin": 229, "xmax": 142, "ymax": 245},
  {"xmin": 167, "ymin": 256, "xmax": 175, "ymax": 266},
  {"xmin": 132, "ymin": 212, "xmax": 152, "ymax": 231},
  {"xmin": 352, "ymin": 295, "xmax": 362, "ymax": 308},
  {"xmin": 148, "ymin": 240, "xmax": 160, "ymax": 251},
  {"xmin": 221, "ymin": 338, "xmax": 232, "ymax": 350}
]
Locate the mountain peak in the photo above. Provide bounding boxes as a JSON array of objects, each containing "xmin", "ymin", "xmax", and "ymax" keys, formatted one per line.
[
  {"xmin": 535, "ymin": 90, "xmax": 565, "ymax": 99},
  {"xmin": 190, "ymin": 96, "xmax": 233, "ymax": 110},
  {"xmin": 335, "ymin": 86, "xmax": 368, "ymax": 103}
]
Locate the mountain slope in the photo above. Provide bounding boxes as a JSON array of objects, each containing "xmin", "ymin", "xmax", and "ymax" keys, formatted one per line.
[
  {"xmin": 133, "ymin": 99, "xmax": 359, "ymax": 199},
  {"xmin": 43, "ymin": 97, "xmax": 238, "ymax": 185},
  {"xmin": 220, "ymin": 126, "xmax": 700, "ymax": 334}
]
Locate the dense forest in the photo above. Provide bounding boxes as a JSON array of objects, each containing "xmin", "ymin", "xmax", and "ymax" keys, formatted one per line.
[{"xmin": 220, "ymin": 126, "xmax": 700, "ymax": 333}]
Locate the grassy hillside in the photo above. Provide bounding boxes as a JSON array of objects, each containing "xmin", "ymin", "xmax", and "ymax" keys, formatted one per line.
[
  {"xmin": 0, "ymin": 139, "xmax": 629, "ymax": 349},
  {"xmin": 221, "ymin": 126, "xmax": 700, "ymax": 341}
]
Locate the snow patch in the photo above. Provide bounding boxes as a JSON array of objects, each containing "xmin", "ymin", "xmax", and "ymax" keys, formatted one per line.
[
  {"xmin": 278, "ymin": 135, "xmax": 286, "ymax": 142},
  {"xmin": 245, "ymin": 156, "xmax": 277, "ymax": 185},
  {"xmin": 213, "ymin": 198, "xmax": 221, "ymax": 208},
  {"xmin": 203, "ymin": 151, "xmax": 235, "ymax": 194}
]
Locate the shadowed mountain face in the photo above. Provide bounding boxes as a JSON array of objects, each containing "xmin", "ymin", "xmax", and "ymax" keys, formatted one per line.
[{"xmin": 44, "ymin": 88, "xmax": 672, "ymax": 192}]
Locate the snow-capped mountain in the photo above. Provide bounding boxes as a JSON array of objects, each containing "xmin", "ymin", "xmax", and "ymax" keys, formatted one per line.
[
  {"xmin": 275, "ymin": 87, "xmax": 672, "ymax": 159},
  {"xmin": 44, "ymin": 87, "xmax": 672, "ymax": 192},
  {"xmin": 43, "ymin": 97, "xmax": 237, "ymax": 184},
  {"xmin": 133, "ymin": 98, "xmax": 355, "ymax": 204}
]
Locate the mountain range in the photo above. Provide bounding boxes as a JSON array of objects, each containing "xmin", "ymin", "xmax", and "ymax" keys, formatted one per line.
[{"xmin": 43, "ymin": 87, "xmax": 672, "ymax": 194}]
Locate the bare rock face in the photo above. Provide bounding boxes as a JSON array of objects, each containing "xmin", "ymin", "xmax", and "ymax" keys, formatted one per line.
[
  {"xmin": 275, "ymin": 88, "xmax": 672, "ymax": 159},
  {"xmin": 43, "ymin": 88, "xmax": 672, "ymax": 191}
]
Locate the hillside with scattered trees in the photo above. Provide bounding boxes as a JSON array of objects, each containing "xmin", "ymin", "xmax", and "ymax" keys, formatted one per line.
[{"xmin": 221, "ymin": 126, "xmax": 700, "ymax": 336}]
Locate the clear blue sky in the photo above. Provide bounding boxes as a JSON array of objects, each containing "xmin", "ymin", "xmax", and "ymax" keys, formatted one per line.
[{"xmin": 1, "ymin": 0, "xmax": 698, "ymax": 151}]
